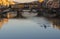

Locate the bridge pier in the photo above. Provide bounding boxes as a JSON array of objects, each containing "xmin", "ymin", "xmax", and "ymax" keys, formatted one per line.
[
  {"xmin": 0, "ymin": 14, "xmax": 5, "ymax": 18},
  {"xmin": 0, "ymin": 15, "xmax": 2, "ymax": 18},
  {"xmin": 16, "ymin": 11, "xmax": 25, "ymax": 18},
  {"xmin": 6, "ymin": 13, "xmax": 11, "ymax": 18},
  {"xmin": 37, "ymin": 10, "xmax": 42, "ymax": 16}
]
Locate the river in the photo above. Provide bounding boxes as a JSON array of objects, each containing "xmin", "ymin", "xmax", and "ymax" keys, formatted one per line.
[{"xmin": 0, "ymin": 12, "xmax": 60, "ymax": 39}]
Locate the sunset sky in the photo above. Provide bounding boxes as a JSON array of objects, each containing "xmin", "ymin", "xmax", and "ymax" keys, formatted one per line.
[{"xmin": 9, "ymin": 0, "xmax": 37, "ymax": 3}]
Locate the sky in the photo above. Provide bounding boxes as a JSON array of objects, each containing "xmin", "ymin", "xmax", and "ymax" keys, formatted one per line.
[{"xmin": 9, "ymin": 0, "xmax": 37, "ymax": 3}]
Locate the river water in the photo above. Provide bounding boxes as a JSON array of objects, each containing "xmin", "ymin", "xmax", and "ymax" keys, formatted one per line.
[{"xmin": 0, "ymin": 13, "xmax": 60, "ymax": 39}]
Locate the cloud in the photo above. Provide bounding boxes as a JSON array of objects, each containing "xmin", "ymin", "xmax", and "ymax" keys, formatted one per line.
[{"xmin": 10, "ymin": 0, "xmax": 37, "ymax": 3}]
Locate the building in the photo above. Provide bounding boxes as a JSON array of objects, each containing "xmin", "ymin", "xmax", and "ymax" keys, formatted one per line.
[{"xmin": 0, "ymin": 0, "xmax": 15, "ymax": 6}]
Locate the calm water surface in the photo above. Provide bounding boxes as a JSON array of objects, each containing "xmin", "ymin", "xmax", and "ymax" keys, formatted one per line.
[{"xmin": 0, "ymin": 17, "xmax": 60, "ymax": 39}]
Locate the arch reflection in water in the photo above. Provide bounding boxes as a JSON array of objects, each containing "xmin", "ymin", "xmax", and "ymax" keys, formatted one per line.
[
  {"xmin": 0, "ymin": 13, "xmax": 60, "ymax": 30},
  {"xmin": 0, "ymin": 14, "xmax": 60, "ymax": 39}
]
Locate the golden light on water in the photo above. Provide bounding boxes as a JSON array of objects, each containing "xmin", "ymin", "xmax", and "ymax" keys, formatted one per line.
[
  {"xmin": 0, "ymin": 18, "xmax": 8, "ymax": 29},
  {"xmin": 0, "ymin": 22, "xmax": 3, "ymax": 29}
]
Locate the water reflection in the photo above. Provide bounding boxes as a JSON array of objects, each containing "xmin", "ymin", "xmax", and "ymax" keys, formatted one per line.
[
  {"xmin": 0, "ymin": 18, "xmax": 8, "ymax": 29},
  {"xmin": 0, "ymin": 14, "xmax": 60, "ymax": 39},
  {"xmin": 0, "ymin": 13, "xmax": 60, "ymax": 30},
  {"xmin": 48, "ymin": 18, "xmax": 60, "ymax": 30},
  {"xmin": 43, "ymin": 24, "xmax": 47, "ymax": 29}
]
